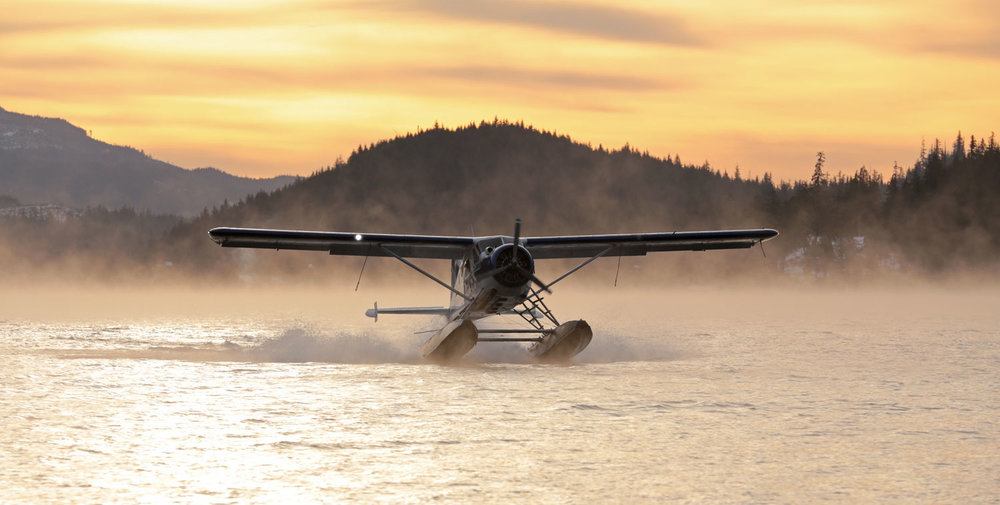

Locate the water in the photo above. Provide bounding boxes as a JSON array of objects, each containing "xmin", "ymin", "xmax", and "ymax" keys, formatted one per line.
[{"xmin": 1, "ymin": 287, "xmax": 998, "ymax": 504}]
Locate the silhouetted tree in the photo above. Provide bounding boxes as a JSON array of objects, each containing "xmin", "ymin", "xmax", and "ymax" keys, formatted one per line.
[{"xmin": 811, "ymin": 152, "xmax": 828, "ymax": 187}]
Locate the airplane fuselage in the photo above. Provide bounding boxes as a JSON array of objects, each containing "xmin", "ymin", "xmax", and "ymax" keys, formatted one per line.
[{"xmin": 450, "ymin": 236, "xmax": 534, "ymax": 320}]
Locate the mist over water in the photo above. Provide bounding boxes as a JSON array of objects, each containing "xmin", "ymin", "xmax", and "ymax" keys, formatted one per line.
[
  {"xmin": 29, "ymin": 321, "xmax": 683, "ymax": 366},
  {"xmin": 2, "ymin": 286, "xmax": 998, "ymax": 503},
  {"xmin": 39, "ymin": 328, "xmax": 421, "ymax": 364}
]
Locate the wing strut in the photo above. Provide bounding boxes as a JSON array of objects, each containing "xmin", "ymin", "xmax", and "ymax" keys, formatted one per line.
[
  {"xmin": 379, "ymin": 245, "xmax": 472, "ymax": 301},
  {"xmin": 544, "ymin": 246, "xmax": 614, "ymax": 291},
  {"xmin": 355, "ymin": 245, "xmax": 371, "ymax": 291},
  {"xmin": 614, "ymin": 254, "xmax": 622, "ymax": 287}
]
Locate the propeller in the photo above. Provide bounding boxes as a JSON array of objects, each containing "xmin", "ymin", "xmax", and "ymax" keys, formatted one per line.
[
  {"xmin": 511, "ymin": 218, "xmax": 552, "ymax": 293},
  {"xmin": 473, "ymin": 218, "xmax": 551, "ymax": 293},
  {"xmin": 523, "ymin": 268, "xmax": 552, "ymax": 294},
  {"xmin": 511, "ymin": 217, "xmax": 522, "ymax": 272},
  {"xmin": 513, "ymin": 218, "xmax": 521, "ymax": 249}
]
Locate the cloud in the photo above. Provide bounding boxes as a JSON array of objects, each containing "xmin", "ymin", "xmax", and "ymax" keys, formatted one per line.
[
  {"xmin": 374, "ymin": 0, "xmax": 705, "ymax": 47},
  {"xmin": 0, "ymin": 52, "xmax": 669, "ymax": 99},
  {"xmin": 918, "ymin": 37, "xmax": 1000, "ymax": 61},
  {"xmin": 428, "ymin": 65, "xmax": 670, "ymax": 92},
  {"xmin": 0, "ymin": 2, "xmax": 304, "ymax": 37},
  {"xmin": 888, "ymin": 0, "xmax": 1000, "ymax": 61}
]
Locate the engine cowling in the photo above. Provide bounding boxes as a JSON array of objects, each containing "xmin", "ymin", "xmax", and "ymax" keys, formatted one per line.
[{"xmin": 487, "ymin": 244, "xmax": 534, "ymax": 287}]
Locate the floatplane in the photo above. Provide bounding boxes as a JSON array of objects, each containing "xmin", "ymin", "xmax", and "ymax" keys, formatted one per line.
[{"xmin": 208, "ymin": 221, "xmax": 777, "ymax": 362}]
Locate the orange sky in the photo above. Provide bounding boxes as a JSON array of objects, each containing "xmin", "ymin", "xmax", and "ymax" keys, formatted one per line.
[{"xmin": 2, "ymin": 0, "xmax": 998, "ymax": 180}]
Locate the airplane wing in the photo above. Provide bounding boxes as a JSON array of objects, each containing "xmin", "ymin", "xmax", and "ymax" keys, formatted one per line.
[
  {"xmin": 207, "ymin": 227, "xmax": 473, "ymax": 259},
  {"xmin": 208, "ymin": 227, "xmax": 778, "ymax": 260},
  {"xmin": 523, "ymin": 229, "xmax": 779, "ymax": 259}
]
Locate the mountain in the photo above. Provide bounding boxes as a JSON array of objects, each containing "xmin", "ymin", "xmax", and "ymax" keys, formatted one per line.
[{"xmin": 0, "ymin": 106, "xmax": 296, "ymax": 215}]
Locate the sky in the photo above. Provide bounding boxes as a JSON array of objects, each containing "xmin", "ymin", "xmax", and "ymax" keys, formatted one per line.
[{"xmin": 2, "ymin": 0, "xmax": 998, "ymax": 180}]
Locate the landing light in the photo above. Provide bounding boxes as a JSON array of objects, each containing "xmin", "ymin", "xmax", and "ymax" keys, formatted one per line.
[{"xmin": 355, "ymin": 234, "xmax": 362, "ymax": 241}]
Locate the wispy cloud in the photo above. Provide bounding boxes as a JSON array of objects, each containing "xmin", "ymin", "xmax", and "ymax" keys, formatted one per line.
[
  {"xmin": 919, "ymin": 38, "xmax": 1000, "ymax": 60},
  {"xmin": 374, "ymin": 0, "xmax": 705, "ymax": 47},
  {"xmin": 911, "ymin": 5, "xmax": 1000, "ymax": 62},
  {"xmin": 1, "ymin": 0, "xmax": 996, "ymax": 180},
  {"xmin": 0, "ymin": 5, "xmax": 219, "ymax": 35},
  {"xmin": 429, "ymin": 65, "xmax": 670, "ymax": 92}
]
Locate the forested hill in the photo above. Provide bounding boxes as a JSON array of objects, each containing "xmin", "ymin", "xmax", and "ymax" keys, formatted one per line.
[
  {"xmin": 161, "ymin": 121, "xmax": 772, "ymax": 273},
  {"xmin": 182, "ymin": 120, "xmax": 765, "ymax": 235},
  {"xmin": 0, "ymin": 106, "xmax": 296, "ymax": 215},
  {"xmin": 163, "ymin": 122, "xmax": 1000, "ymax": 280}
]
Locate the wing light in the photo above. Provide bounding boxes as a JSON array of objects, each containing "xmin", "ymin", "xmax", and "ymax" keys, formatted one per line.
[{"xmin": 355, "ymin": 234, "xmax": 362, "ymax": 241}]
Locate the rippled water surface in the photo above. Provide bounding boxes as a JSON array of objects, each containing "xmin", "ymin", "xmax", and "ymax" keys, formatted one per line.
[{"xmin": 2, "ymin": 287, "xmax": 998, "ymax": 504}]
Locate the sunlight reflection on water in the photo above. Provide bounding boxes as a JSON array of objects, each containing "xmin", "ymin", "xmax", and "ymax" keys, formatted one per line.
[{"xmin": 1, "ymin": 288, "xmax": 998, "ymax": 503}]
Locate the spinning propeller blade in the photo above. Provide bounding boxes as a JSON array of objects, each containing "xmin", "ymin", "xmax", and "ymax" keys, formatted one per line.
[
  {"xmin": 512, "ymin": 218, "xmax": 521, "ymax": 251},
  {"xmin": 522, "ymin": 267, "xmax": 552, "ymax": 294},
  {"xmin": 513, "ymin": 218, "xmax": 551, "ymax": 293}
]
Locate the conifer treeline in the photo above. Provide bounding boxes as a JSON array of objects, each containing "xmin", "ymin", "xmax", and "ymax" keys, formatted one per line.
[
  {"xmin": 759, "ymin": 132, "xmax": 1000, "ymax": 277},
  {"xmin": 2, "ymin": 121, "xmax": 998, "ymax": 282}
]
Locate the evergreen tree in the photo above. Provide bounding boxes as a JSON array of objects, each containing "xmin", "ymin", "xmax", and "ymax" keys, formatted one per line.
[
  {"xmin": 811, "ymin": 152, "xmax": 827, "ymax": 186},
  {"xmin": 952, "ymin": 131, "xmax": 966, "ymax": 162}
]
